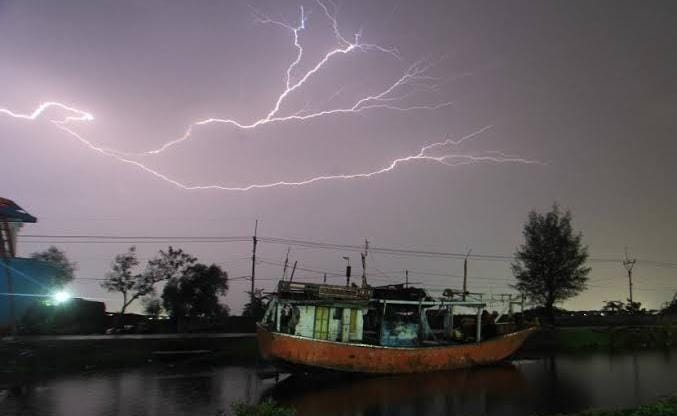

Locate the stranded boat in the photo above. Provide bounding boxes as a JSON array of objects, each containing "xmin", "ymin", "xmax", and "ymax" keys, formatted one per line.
[{"xmin": 257, "ymin": 281, "xmax": 536, "ymax": 374}]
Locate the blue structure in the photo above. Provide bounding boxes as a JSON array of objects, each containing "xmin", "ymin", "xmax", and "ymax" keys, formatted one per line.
[
  {"xmin": 0, "ymin": 257, "xmax": 59, "ymax": 330},
  {"xmin": 0, "ymin": 197, "xmax": 58, "ymax": 332}
]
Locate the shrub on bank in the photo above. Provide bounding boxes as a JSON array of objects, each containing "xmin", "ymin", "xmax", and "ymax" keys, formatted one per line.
[
  {"xmin": 229, "ymin": 400, "xmax": 295, "ymax": 416},
  {"xmin": 559, "ymin": 395, "xmax": 677, "ymax": 416}
]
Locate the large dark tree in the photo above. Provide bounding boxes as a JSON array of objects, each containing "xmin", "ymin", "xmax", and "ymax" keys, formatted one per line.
[
  {"xmin": 162, "ymin": 263, "xmax": 229, "ymax": 321},
  {"xmin": 101, "ymin": 246, "xmax": 196, "ymax": 323},
  {"xmin": 512, "ymin": 204, "xmax": 590, "ymax": 323},
  {"xmin": 30, "ymin": 246, "xmax": 77, "ymax": 288}
]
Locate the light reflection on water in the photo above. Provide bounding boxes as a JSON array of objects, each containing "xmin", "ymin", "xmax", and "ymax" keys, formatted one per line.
[{"xmin": 2, "ymin": 350, "xmax": 675, "ymax": 416}]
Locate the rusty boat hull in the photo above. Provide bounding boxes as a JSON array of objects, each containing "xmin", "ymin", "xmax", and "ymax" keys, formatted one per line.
[{"xmin": 257, "ymin": 324, "xmax": 537, "ymax": 374}]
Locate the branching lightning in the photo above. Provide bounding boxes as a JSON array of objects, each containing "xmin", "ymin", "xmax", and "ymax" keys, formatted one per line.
[{"xmin": 0, "ymin": 1, "xmax": 541, "ymax": 192}]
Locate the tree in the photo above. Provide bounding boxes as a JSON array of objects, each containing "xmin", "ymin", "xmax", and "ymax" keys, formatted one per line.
[
  {"xmin": 662, "ymin": 294, "xmax": 677, "ymax": 315},
  {"xmin": 101, "ymin": 246, "xmax": 196, "ymax": 324},
  {"xmin": 100, "ymin": 246, "xmax": 142, "ymax": 320},
  {"xmin": 162, "ymin": 263, "xmax": 229, "ymax": 321},
  {"xmin": 145, "ymin": 246, "xmax": 197, "ymax": 283},
  {"xmin": 142, "ymin": 294, "xmax": 163, "ymax": 318},
  {"xmin": 512, "ymin": 204, "xmax": 590, "ymax": 324},
  {"xmin": 242, "ymin": 289, "xmax": 267, "ymax": 320},
  {"xmin": 624, "ymin": 300, "xmax": 646, "ymax": 314},
  {"xmin": 602, "ymin": 300, "xmax": 625, "ymax": 314},
  {"xmin": 30, "ymin": 246, "xmax": 76, "ymax": 288}
]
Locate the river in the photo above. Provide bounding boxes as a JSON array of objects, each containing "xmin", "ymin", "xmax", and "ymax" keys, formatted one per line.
[{"xmin": 2, "ymin": 350, "xmax": 676, "ymax": 415}]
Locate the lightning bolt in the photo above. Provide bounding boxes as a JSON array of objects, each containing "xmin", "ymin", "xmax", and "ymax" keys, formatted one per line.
[{"xmin": 0, "ymin": 1, "xmax": 541, "ymax": 192}]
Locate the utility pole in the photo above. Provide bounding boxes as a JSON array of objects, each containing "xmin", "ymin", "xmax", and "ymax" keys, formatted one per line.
[
  {"xmin": 361, "ymin": 240, "xmax": 369, "ymax": 287},
  {"xmin": 250, "ymin": 220, "xmax": 258, "ymax": 305},
  {"xmin": 405, "ymin": 269, "xmax": 409, "ymax": 288},
  {"xmin": 323, "ymin": 273, "xmax": 327, "ymax": 284},
  {"xmin": 623, "ymin": 247, "xmax": 636, "ymax": 304},
  {"xmin": 462, "ymin": 249, "xmax": 471, "ymax": 301}
]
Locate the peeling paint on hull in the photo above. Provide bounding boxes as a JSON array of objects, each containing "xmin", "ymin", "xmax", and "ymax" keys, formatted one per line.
[{"xmin": 257, "ymin": 324, "xmax": 537, "ymax": 374}]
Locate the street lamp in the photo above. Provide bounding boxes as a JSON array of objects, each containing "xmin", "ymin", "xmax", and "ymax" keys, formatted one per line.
[{"xmin": 51, "ymin": 290, "xmax": 71, "ymax": 305}]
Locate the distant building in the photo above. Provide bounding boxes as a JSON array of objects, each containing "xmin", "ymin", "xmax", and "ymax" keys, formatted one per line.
[{"xmin": 0, "ymin": 197, "xmax": 60, "ymax": 333}]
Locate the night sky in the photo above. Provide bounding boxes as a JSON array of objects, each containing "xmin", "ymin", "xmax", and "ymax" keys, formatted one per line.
[{"xmin": 2, "ymin": 0, "xmax": 676, "ymax": 314}]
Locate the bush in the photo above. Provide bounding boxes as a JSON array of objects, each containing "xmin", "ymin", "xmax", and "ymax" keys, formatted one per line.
[{"xmin": 230, "ymin": 400, "xmax": 296, "ymax": 416}]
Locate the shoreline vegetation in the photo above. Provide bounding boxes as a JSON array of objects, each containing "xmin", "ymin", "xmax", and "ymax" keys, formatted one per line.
[
  {"xmin": 556, "ymin": 395, "xmax": 677, "ymax": 416},
  {"xmin": 227, "ymin": 396, "xmax": 677, "ymax": 416},
  {"xmin": 524, "ymin": 325, "xmax": 676, "ymax": 351}
]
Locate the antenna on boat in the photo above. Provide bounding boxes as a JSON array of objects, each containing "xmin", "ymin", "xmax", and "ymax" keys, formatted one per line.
[
  {"xmin": 623, "ymin": 246, "xmax": 636, "ymax": 304},
  {"xmin": 463, "ymin": 249, "xmax": 472, "ymax": 301},
  {"xmin": 361, "ymin": 239, "xmax": 369, "ymax": 287},
  {"xmin": 282, "ymin": 247, "xmax": 290, "ymax": 280},
  {"xmin": 342, "ymin": 256, "xmax": 351, "ymax": 286},
  {"xmin": 290, "ymin": 260, "xmax": 298, "ymax": 282}
]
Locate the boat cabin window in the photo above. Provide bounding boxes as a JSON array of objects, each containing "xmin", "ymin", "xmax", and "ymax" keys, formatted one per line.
[{"xmin": 333, "ymin": 307, "xmax": 343, "ymax": 320}]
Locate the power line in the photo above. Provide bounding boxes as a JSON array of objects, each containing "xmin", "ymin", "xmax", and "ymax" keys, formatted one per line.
[
  {"xmin": 21, "ymin": 234, "xmax": 250, "ymax": 240},
  {"xmin": 19, "ymin": 240, "xmax": 251, "ymax": 245},
  {"xmin": 18, "ymin": 234, "xmax": 677, "ymax": 269}
]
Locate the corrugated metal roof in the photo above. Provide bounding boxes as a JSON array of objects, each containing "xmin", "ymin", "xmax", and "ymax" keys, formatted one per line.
[{"xmin": 0, "ymin": 197, "xmax": 37, "ymax": 223}]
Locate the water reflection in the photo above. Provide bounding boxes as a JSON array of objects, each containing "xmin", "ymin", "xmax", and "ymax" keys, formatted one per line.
[
  {"xmin": 266, "ymin": 365, "xmax": 530, "ymax": 416},
  {"xmin": 267, "ymin": 361, "xmax": 594, "ymax": 416},
  {"xmin": 2, "ymin": 367, "xmax": 263, "ymax": 416},
  {"xmin": 1, "ymin": 350, "xmax": 676, "ymax": 416}
]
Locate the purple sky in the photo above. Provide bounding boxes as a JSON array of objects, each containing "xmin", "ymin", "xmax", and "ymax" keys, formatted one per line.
[{"xmin": 1, "ymin": 0, "xmax": 676, "ymax": 314}]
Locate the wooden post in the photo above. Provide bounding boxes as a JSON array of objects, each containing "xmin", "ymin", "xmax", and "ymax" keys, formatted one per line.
[
  {"xmin": 380, "ymin": 300, "xmax": 387, "ymax": 342},
  {"xmin": 450, "ymin": 305, "xmax": 454, "ymax": 335},
  {"xmin": 476, "ymin": 307, "xmax": 482, "ymax": 343},
  {"xmin": 445, "ymin": 305, "xmax": 455, "ymax": 338}
]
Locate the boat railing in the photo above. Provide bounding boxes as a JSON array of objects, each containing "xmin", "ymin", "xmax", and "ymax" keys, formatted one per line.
[
  {"xmin": 277, "ymin": 280, "xmax": 372, "ymax": 300},
  {"xmin": 372, "ymin": 298, "xmax": 486, "ymax": 308}
]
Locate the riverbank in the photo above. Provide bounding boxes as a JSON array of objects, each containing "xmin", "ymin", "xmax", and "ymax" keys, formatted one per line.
[
  {"xmin": 3, "ymin": 324, "xmax": 675, "ymax": 384},
  {"xmin": 523, "ymin": 325, "xmax": 676, "ymax": 352},
  {"xmin": 0, "ymin": 333, "xmax": 257, "ymax": 385}
]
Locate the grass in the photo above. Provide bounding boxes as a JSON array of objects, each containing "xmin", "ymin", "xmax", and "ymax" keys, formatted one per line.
[
  {"xmin": 555, "ymin": 328, "xmax": 612, "ymax": 350},
  {"xmin": 558, "ymin": 395, "xmax": 677, "ymax": 416},
  {"xmin": 532, "ymin": 325, "xmax": 677, "ymax": 351},
  {"xmin": 229, "ymin": 400, "xmax": 295, "ymax": 416}
]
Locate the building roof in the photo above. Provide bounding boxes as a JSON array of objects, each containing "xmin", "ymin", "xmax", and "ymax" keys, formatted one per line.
[{"xmin": 0, "ymin": 197, "xmax": 37, "ymax": 223}]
